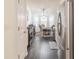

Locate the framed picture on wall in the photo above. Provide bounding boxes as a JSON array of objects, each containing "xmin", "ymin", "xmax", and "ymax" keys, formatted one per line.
[{"xmin": 57, "ymin": 12, "xmax": 62, "ymax": 36}]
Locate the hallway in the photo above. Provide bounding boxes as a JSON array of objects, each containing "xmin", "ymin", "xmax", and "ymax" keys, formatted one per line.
[
  {"xmin": 26, "ymin": 36, "xmax": 64, "ymax": 59},
  {"xmin": 17, "ymin": 0, "xmax": 68, "ymax": 59},
  {"xmin": 4, "ymin": 0, "xmax": 74, "ymax": 59}
]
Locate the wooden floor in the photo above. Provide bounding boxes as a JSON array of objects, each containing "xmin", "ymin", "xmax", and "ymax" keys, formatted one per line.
[{"xmin": 25, "ymin": 37, "xmax": 65, "ymax": 59}]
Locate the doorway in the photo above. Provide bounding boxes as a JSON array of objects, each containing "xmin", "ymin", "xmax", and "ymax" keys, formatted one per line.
[{"xmin": 17, "ymin": 0, "xmax": 74, "ymax": 59}]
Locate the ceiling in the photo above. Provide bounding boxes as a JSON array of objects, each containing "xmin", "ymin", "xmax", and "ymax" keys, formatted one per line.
[{"xmin": 26, "ymin": 0, "xmax": 65, "ymax": 15}]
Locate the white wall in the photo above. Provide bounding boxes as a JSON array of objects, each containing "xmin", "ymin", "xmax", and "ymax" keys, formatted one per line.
[
  {"xmin": 5, "ymin": 0, "xmax": 28, "ymax": 59},
  {"xmin": 55, "ymin": 2, "xmax": 66, "ymax": 50},
  {"xmin": 4, "ymin": 0, "xmax": 17, "ymax": 59},
  {"xmin": 55, "ymin": 1, "xmax": 73, "ymax": 59},
  {"xmin": 17, "ymin": 0, "xmax": 28, "ymax": 59}
]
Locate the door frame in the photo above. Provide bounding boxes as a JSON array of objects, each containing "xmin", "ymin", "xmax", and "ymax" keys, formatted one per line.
[{"xmin": 69, "ymin": 0, "xmax": 74, "ymax": 59}]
